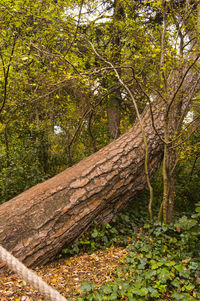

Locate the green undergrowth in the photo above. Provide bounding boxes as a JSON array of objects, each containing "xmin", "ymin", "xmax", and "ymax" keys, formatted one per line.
[{"xmin": 63, "ymin": 201, "xmax": 200, "ymax": 301}]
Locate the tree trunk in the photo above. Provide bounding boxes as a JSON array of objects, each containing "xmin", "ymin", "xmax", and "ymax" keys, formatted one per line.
[
  {"xmin": 107, "ymin": 0, "xmax": 124, "ymax": 139},
  {"xmin": 0, "ymin": 104, "xmax": 164, "ymax": 269}
]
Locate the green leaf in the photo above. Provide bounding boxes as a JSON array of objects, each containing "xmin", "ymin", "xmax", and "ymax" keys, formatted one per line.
[
  {"xmin": 174, "ymin": 264, "xmax": 185, "ymax": 273},
  {"xmin": 171, "ymin": 292, "xmax": 184, "ymax": 300},
  {"xmin": 81, "ymin": 281, "xmax": 94, "ymax": 293},
  {"xmin": 140, "ymin": 288, "xmax": 148, "ymax": 296},
  {"xmin": 185, "ymin": 284, "xmax": 195, "ymax": 291},
  {"xmin": 165, "ymin": 260, "xmax": 176, "ymax": 267},
  {"xmin": 102, "ymin": 285, "xmax": 113, "ymax": 295},
  {"xmin": 91, "ymin": 229, "xmax": 99, "ymax": 238},
  {"xmin": 171, "ymin": 278, "xmax": 181, "ymax": 288}
]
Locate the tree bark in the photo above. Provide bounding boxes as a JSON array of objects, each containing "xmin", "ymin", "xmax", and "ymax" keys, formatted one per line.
[{"xmin": 0, "ymin": 104, "xmax": 164, "ymax": 269}]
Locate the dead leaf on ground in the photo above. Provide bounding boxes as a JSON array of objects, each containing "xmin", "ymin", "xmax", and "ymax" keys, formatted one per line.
[{"xmin": 0, "ymin": 245, "xmax": 126, "ymax": 300}]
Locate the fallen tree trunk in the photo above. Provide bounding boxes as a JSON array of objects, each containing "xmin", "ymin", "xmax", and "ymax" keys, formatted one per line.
[{"xmin": 0, "ymin": 104, "xmax": 164, "ymax": 269}]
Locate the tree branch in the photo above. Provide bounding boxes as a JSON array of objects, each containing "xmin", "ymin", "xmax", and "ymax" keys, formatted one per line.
[
  {"xmin": 0, "ymin": 35, "xmax": 17, "ymax": 115},
  {"xmin": 167, "ymin": 54, "xmax": 200, "ymax": 117}
]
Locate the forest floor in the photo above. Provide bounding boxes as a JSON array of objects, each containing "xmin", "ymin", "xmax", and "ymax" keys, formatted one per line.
[
  {"xmin": 1, "ymin": 203, "xmax": 199, "ymax": 300},
  {"xmin": 0, "ymin": 245, "xmax": 127, "ymax": 301}
]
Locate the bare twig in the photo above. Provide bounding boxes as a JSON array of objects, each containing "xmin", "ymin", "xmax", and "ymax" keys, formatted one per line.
[
  {"xmin": 64, "ymin": 0, "xmax": 84, "ymax": 56},
  {"xmin": 167, "ymin": 54, "xmax": 200, "ymax": 117},
  {"xmin": 132, "ymin": 73, "xmax": 166, "ymax": 144},
  {"xmin": 175, "ymin": 77, "xmax": 200, "ymax": 134},
  {"xmin": 160, "ymin": 0, "xmax": 167, "ymax": 90},
  {"xmin": 31, "ymin": 43, "xmax": 83, "ymax": 77}
]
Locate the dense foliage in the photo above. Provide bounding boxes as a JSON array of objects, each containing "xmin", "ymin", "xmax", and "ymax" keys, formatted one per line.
[{"xmin": 60, "ymin": 201, "xmax": 200, "ymax": 300}]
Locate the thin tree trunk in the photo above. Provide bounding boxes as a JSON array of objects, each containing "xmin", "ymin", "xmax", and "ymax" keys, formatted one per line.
[
  {"xmin": 4, "ymin": 124, "xmax": 9, "ymax": 168},
  {"xmin": 167, "ymin": 175, "xmax": 175, "ymax": 223},
  {"xmin": 107, "ymin": 0, "xmax": 124, "ymax": 139},
  {"xmin": 88, "ymin": 112, "xmax": 97, "ymax": 153}
]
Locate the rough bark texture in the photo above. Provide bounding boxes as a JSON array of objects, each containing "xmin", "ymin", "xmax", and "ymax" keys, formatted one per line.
[{"xmin": 0, "ymin": 104, "xmax": 164, "ymax": 269}]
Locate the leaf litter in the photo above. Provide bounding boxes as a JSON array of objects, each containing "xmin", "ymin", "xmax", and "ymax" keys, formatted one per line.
[{"xmin": 0, "ymin": 245, "xmax": 126, "ymax": 300}]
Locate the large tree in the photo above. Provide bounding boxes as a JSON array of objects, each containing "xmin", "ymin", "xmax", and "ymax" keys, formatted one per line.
[
  {"xmin": 0, "ymin": 99, "xmax": 164, "ymax": 269},
  {"xmin": 0, "ymin": 0, "xmax": 199, "ymax": 269}
]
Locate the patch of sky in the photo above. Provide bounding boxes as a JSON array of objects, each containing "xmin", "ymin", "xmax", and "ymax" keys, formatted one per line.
[{"xmin": 54, "ymin": 125, "xmax": 63, "ymax": 134}]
